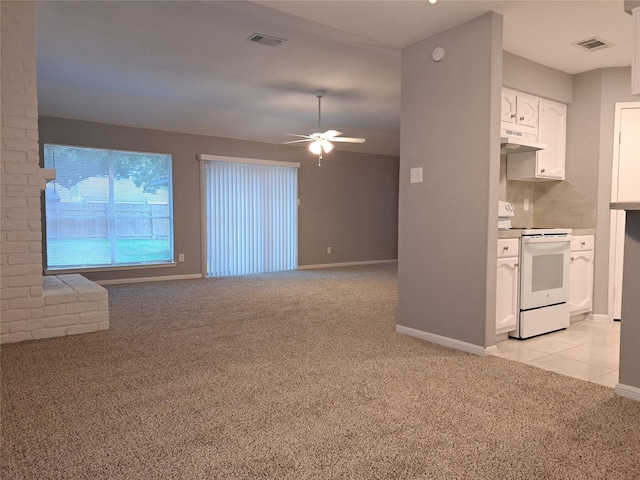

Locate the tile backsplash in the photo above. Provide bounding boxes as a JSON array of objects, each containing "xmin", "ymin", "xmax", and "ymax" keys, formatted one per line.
[
  {"xmin": 505, "ymin": 180, "xmax": 596, "ymax": 229},
  {"xmin": 500, "ymin": 156, "xmax": 596, "ymax": 229},
  {"xmin": 506, "ymin": 181, "xmax": 535, "ymax": 227},
  {"xmin": 533, "ymin": 181, "xmax": 596, "ymax": 229}
]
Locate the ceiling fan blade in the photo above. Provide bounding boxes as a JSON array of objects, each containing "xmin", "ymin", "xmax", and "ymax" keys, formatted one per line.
[
  {"xmin": 322, "ymin": 130, "xmax": 342, "ymax": 138},
  {"xmin": 286, "ymin": 133, "xmax": 313, "ymax": 139},
  {"xmin": 329, "ymin": 137, "xmax": 366, "ymax": 144},
  {"xmin": 283, "ymin": 139, "xmax": 313, "ymax": 144}
]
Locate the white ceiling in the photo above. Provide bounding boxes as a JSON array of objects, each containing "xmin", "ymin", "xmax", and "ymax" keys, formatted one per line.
[{"xmin": 35, "ymin": 1, "xmax": 634, "ymax": 157}]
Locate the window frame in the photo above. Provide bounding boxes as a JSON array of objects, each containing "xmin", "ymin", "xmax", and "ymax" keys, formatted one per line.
[{"xmin": 42, "ymin": 143, "xmax": 176, "ymax": 274}]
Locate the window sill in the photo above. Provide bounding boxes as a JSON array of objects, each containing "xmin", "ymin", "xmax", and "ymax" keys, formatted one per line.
[{"xmin": 45, "ymin": 262, "xmax": 177, "ymax": 275}]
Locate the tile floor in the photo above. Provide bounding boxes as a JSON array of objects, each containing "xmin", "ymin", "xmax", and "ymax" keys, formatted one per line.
[{"xmin": 495, "ymin": 320, "xmax": 621, "ymax": 388}]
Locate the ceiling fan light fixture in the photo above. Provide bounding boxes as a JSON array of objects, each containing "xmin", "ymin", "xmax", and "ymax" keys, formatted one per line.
[
  {"xmin": 309, "ymin": 140, "xmax": 322, "ymax": 155},
  {"xmin": 321, "ymin": 139, "xmax": 334, "ymax": 153}
]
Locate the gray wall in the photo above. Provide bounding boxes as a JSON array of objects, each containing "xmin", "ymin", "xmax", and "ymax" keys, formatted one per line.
[
  {"xmin": 619, "ymin": 210, "xmax": 640, "ymax": 389},
  {"xmin": 39, "ymin": 117, "xmax": 399, "ymax": 282},
  {"xmin": 503, "ymin": 51, "xmax": 573, "ymax": 104},
  {"xmin": 566, "ymin": 70, "xmax": 602, "ymax": 202},
  {"xmin": 398, "ymin": 13, "xmax": 502, "ymax": 348},
  {"xmin": 566, "ymin": 68, "xmax": 636, "ymax": 317}
]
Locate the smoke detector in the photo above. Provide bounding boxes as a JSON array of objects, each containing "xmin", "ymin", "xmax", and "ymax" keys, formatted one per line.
[
  {"xmin": 247, "ymin": 33, "xmax": 287, "ymax": 47},
  {"xmin": 572, "ymin": 37, "xmax": 614, "ymax": 52}
]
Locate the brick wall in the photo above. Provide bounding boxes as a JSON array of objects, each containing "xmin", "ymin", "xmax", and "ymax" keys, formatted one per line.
[
  {"xmin": 1, "ymin": 1, "xmax": 109, "ymax": 343},
  {"xmin": 1, "ymin": 1, "xmax": 45, "ymax": 343}
]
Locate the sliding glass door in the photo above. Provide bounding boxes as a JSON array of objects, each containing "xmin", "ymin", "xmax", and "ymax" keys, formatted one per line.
[{"xmin": 203, "ymin": 157, "xmax": 298, "ymax": 277}]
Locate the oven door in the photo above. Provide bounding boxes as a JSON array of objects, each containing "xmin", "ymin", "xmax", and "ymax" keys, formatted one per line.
[{"xmin": 520, "ymin": 235, "xmax": 571, "ymax": 310}]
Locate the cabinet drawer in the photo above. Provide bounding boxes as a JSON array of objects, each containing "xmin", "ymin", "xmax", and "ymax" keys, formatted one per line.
[
  {"xmin": 571, "ymin": 235, "xmax": 594, "ymax": 252},
  {"xmin": 497, "ymin": 239, "xmax": 519, "ymax": 258}
]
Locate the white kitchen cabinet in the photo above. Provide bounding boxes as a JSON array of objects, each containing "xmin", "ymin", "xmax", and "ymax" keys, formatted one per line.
[
  {"xmin": 501, "ymin": 88, "xmax": 539, "ymax": 136},
  {"xmin": 496, "ymin": 239, "xmax": 519, "ymax": 334},
  {"xmin": 507, "ymin": 98, "xmax": 566, "ymax": 181},
  {"xmin": 569, "ymin": 235, "xmax": 594, "ymax": 315}
]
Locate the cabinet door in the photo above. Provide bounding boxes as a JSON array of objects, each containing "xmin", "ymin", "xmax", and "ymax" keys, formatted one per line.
[
  {"xmin": 569, "ymin": 250, "xmax": 593, "ymax": 314},
  {"xmin": 536, "ymin": 99, "xmax": 566, "ymax": 180},
  {"xmin": 496, "ymin": 257, "xmax": 519, "ymax": 333},
  {"xmin": 501, "ymin": 90, "xmax": 517, "ymax": 125},
  {"xmin": 515, "ymin": 93, "xmax": 539, "ymax": 131}
]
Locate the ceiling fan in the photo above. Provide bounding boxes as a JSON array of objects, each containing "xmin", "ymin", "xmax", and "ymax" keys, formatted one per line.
[{"xmin": 285, "ymin": 90, "xmax": 365, "ymax": 166}]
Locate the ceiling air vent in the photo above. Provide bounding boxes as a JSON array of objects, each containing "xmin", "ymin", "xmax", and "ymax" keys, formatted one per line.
[
  {"xmin": 247, "ymin": 33, "xmax": 287, "ymax": 47},
  {"xmin": 572, "ymin": 37, "xmax": 614, "ymax": 52}
]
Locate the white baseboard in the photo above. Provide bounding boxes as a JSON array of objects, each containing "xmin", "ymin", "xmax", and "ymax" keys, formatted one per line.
[
  {"xmin": 96, "ymin": 273, "xmax": 203, "ymax": 286},
  {"xmin": 587, "ymin": 313, "xmax": 610, "ymax": 322},
  {"xmin": 297, "ymin": 259, "xmax": 397, "ymax": 270},
  {"xmin": 615, "ymin": 383, "xmax": 640, "ymax": 402},
  {"xmin": 396, "ymin": 325, "xmax": 497, "ymax": 356}
]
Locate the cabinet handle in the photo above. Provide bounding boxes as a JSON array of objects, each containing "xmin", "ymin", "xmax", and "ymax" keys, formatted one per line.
[
  {"xmin": 514, "ymin": 263, "xmax": 519, "ymax": 267},
  {"xmin": 540, "ymin": 168, "xmax": 546, "ymax": 174},
  {"xmin": 503, "ymin": 245, "xmax": 509, "ymax": 251},
  {"xmin": 581, "ymin": 241, "xmax": 586, "ymax": 247},
  {"xmin": 519, "ymin": 116, "xmax": 525, "ymax": 121},
  {"xmin": 510, "ymin": 114, "xmax": 516, "ymax": 119},
  {"xmin": 571, "ymin": 256, "xmax": 575, "ymax": 262}
]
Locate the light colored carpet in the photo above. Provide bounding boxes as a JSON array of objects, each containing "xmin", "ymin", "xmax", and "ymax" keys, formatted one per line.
[{"xmin": 2, "ymin": 263, "xmax": 640, "ymax": 479}]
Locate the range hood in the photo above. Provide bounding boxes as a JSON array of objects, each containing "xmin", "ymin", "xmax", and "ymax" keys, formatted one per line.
[{"xmin": 501, "ymin": 131, "xmax": 546, "ymax": 154}]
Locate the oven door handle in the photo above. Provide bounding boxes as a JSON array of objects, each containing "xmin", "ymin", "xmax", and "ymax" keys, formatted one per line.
[{"xmin": 522, "ymin": 236, "xmax": 571, "ymax": 244}]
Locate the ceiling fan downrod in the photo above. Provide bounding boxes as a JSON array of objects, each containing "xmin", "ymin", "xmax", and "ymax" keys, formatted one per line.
[
  {"xmin": 315, "ymin": 90, "xmax": 325, "ymax": 165},
  {"xmin": 314, "ymin": 89, "xmax": 325, "ymax": 130}
]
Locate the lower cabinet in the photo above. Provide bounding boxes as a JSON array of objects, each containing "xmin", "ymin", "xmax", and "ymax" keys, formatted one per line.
[
  {"xmin": 496, "ymin": 239, "xmax": 519, "ymax": 334},
  {"xmin": 569, "ymin": 235, "xmax": 594, "ymax": 315}
]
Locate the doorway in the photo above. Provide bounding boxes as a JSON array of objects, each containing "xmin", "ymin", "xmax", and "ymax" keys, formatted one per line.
[
  {"xmin": 199, "ymin": 154, "xmax": 299, "ymax": 277},
  {"xmin": 608, "ymin": 102, "xmax": 640, "ymax": 320}
]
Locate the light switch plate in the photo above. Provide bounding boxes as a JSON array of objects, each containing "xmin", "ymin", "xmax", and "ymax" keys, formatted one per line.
[{"xmin": 410, "ymin": 167, "xmax": 423, "ymax": 184}]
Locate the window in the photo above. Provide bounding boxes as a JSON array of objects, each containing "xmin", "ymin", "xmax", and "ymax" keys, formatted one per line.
[{"xmin": 44, "ymin": 144, "xmax": 174, "ymax": 271}]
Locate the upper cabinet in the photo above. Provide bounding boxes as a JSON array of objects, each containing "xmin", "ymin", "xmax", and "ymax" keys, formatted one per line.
[
  {"xmin": 536, "ymin": 99, "xmax": 567, "ymax": 179},
  {"xmin": 504, "ymin": 89, "xmax": 567, "ymax": 181},
  {"xmin": 501, "ymin": 88, "xmax": 539, "ymax": 137}
]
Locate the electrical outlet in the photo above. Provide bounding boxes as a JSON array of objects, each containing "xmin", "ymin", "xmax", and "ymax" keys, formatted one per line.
[
  {"xmin": 178, "ymin": 253, "xmax": 185, "ymax": 262},
  {"xmin": 327, "ymin": 247, "xmax": 332, "ymax": 254}
]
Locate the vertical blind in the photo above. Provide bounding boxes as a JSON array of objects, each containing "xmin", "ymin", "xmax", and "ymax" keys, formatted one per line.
[{"xmin": 205, "ymin": 160, "xmax": 298, "ymax": 277}]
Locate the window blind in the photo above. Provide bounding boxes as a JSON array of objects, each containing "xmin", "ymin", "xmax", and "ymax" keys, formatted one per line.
[
  {"xmin": 205, "ymin": 160, "xmax": 297, "ymax": 277},
  {"xmin": 44, "ymin": 144, "xmax": 174, "ymax": 271}
]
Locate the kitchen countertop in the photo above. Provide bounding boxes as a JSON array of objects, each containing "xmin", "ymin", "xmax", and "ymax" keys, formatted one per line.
[
  {"xmin": 610, "ymin": 202, "xmax": 640, "ymax": 210},
  {"xmin": 498, "ymin": 230, "xmax": 522, "ymax": 239},
  {"xmin": 498, "ymin": 228, "xmax": 595, "ymax": 239}
]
